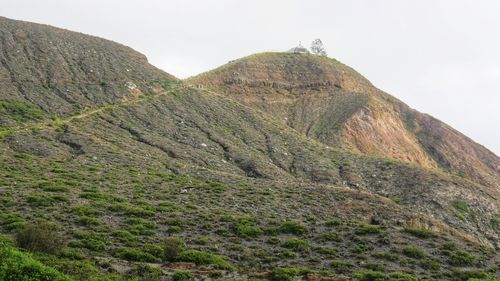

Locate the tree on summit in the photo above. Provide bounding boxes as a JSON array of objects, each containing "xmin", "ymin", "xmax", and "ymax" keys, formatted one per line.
[{"xmin": 311, "ymin": 39, "xmax": 327, "ymax": 56}]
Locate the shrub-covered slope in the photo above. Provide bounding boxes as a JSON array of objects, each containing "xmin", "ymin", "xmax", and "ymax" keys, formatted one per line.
[{"xmin": 0, "ymin": 16, "xmax": 175, "ymax": 126}]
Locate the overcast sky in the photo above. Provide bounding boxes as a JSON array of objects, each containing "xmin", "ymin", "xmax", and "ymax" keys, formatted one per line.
[{"xmin": 2, "ymin": 0, "xmax": 499, "ymax": 155}]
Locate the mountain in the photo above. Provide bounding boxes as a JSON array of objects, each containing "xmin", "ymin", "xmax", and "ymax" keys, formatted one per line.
[
  {"xmin": 189, "ymin": 52, "xmax": 500, "ymax": 189},
  {"xmin": 0, "ymin": 17, "xmax": 498, "ymax": 281}
]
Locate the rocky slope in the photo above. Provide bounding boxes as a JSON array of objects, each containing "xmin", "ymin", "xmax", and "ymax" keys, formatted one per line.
[
  {"xmin": 189, "ymin": 52, "xmax": 500, "ymax": 188},
  {"xmin": 0, "ymin": 17, "xmax": 498, "ymax": 281},
  {"xmin": 0, "ymin": 16, "xmax": 175, "ymax": 127}
]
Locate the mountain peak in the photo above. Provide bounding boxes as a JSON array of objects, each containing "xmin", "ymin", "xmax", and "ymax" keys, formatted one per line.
[
  {"xmin": 190, "ymin": 51, "xmax": 500, "ymax": 188},
  {"xmin": 191, "ymin": 52, "xmax": 374, "ymax": 95}
]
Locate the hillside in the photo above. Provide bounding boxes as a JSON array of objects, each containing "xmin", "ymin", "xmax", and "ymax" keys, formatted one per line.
[
  {"xmin": 0, "ymin": 16, "xmax": 175, "ymax": 127},
  {"xmin": 0, "ymin": 17, "xmax": 498, "ymax": 281},
  {"xmin": 189, "ymin": 52, "xmax": 500, "ymax": 188}
]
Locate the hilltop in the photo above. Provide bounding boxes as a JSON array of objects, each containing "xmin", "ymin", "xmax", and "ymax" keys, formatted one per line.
[
  {"xmin": 0, "ymin": 17, "xmax": 498, "ymax": 281},
  {"xmin": 189, "ymin": 52, "xmax": 500, "ymax": 188}
]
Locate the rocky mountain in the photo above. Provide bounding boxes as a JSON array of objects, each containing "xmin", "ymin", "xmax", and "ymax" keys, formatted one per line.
[
  {"xmin": 189, "ymin": 53, "xmax": 500, "ymax": 189},
  {"xmin": 0, "ymin": 17, "xmax": 498, "ymax": 281}
]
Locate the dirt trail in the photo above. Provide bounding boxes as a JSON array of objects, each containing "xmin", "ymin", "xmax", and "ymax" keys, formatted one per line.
[{"xmin": 0, "ymin": 85, "xmax": 183, "ymax": 137}]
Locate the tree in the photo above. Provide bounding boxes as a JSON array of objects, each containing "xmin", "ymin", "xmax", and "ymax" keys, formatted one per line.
[{"xmin": 311, "ymin": 39, "xmax": 327, "ymax": 56}]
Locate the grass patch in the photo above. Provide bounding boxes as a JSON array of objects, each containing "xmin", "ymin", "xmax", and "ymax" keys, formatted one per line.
[
  {"xmin": 402, "ymin": 246, "xmax": 426, "ymax": 259},
  {"xmin": 175, "ymin": 249, "xmax": 235, "ymax": 271},
  {"xmin": 452, "ymin": 200, "xmax": 469, "ymax": 213},
  {"xmin": 0, "ymin": 242, "xmax": 71, "ymax": 281},
  {"xmin": 0, "ymin": 100, "xmax": 45, "ymax": 124},
  {"xmin": 403, "ymin": 227, "xmax": 436, "ymax": 239},
  {"xmin": 279, "ymin": 221, "xmax": 308, "ymax": 235},
  {"xmin": 281, "ymin": 238, "xmax": 309, "ymax": 252},
  {"xmin": 114, "ymin": 247, "xmax": 156, "ymax": 262}
]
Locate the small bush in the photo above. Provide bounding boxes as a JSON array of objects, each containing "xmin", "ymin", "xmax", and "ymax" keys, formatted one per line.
[
  {"xmin": 128, "ymin": 263, "xmax": 163, "ymax": 281},
  {"xmin": 355, "ymin": 224, "xmax": 381, "ymax": 235},
  {"xmin": 115, "ymin": 248, "xmax": 156, "ymax": 262},
  {"xmin": 363, "ymin": 262, "xmax": 385, "ymax": 271},
  {"xmin": 282, "ymin": 238, "xmax": 309, "ymax": 252},
  {"xmin": 451, "ymin": 269, "xmax": 489, "ymax": 280},
  {"xmin": 175, "ymin": 250, "xmax": 234, "ymax": 271},
  {"xmin": 234, "ymin": 218, "xmax": 262, "ymax": 237},
  {"xmin": 441, "ymin": 241, "xmax": 457, "ymax": 251},
  {"xmin": 26, "ymin": 193, "xmax": 55, "ymax": 207},
  {"xmin": 162, "ymin": 237, "xmax": 184, "ymax": 261},
  {"xmin": 172, "ymin": 270, "xmax": 193, "ymax": 281},
  {"xmin": 402, "ymin": 246, "xmax": 426, "ymax": 259},
  {"xmin": 316, "ymin": 246, "xmax": 337, "ymax": 256},
  {"xmin": 403, "ymin": 227, "xmax": 436, "ymax": 239},
  {"xmin": 0, "ymin": 244, "xmax": 71, "ymax": 281},
  {"xmin": 317, "ymin": 231, "xmax": 343, "ymax": 242},
  {"xmin": 271, "ymin": 267, "xmax": 312, "ymax": 281},
  {"xmin": 331, "ymin": 259, "xmax": 354, "ymax": 273},
  {"xmin": 16, "ymin": 222, "xmax": 65, "ymax": 255},
  {"xmin": 452, "ymin": 200, "xmax": 469, "ymax": 213},
  {"xmin": 448, "ymin": 250, "xmax": 476, "ymax": 266},
  {"xmin": 279, "ymin": 221, "xmax": 308, "ymax": 235},
  {"xmin": 420, "ymin": 257, "xmax": 440, "ymax": 271},
  {"xmin": 325, "ymin": 220, "xmax": 342, "ymax": 227},
  {"xmin": 387, "ymin": 272, "xmax": 418, "ymax": 281}
]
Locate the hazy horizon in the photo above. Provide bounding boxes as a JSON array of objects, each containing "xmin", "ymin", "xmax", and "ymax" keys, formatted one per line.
[{"xmin": 1, "ymin": 0, "xmax": 499, "ymax": 155}]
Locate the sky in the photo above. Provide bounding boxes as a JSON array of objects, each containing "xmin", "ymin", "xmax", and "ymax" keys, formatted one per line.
[{"xmin": 1, "ymin": 0, "xmax": 499, "ymax": 155}]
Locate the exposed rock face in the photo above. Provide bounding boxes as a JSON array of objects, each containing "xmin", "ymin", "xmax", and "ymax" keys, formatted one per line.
[
  {"xmin": 342, "ymin": 101, "xmax": 435, "ymax": 168},
  {"xmin": 0, "ymin": 16, "xmax": 175, "ymax": 122},
  {"xmin": 190, "ymin": 52, "xmax": 500, "ymax": 188}
]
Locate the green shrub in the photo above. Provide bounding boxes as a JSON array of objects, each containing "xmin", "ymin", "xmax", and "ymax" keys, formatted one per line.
[
  {"xmin": 0, "ymin": 243, "xmax": 72, "ymax": 281},
  {"xmin": 128, "ymin": 263, "xmax": 163, "ymax": 281},
  {"xmin": 420, "ymin": 257, "xmax": 440, "ymax": 271},
  {"xmin": 403, "ymin": 227, "xmax": 436, "ymax": 239},
  {"xmin": 16, "ymin": 222, "xmax": 65, "ymax": 255},
  {"xmin": 451, "ymin": 269, "xmax": 489, "ymax": 280},
  {"xmin": 355, "ymin": 224, "xmax": 381, "ymax": 235},
  {"xmin": 114, "ymin": 248, "xmax": 156, "ymax": 262},
  {"xmin": 234, "ymin": 218, "xmax": 262, "ymax": 237},
  {"xmin": 271, "ymin": 267, "xmax": 312, "ymax": 281},
  {"xmin": 279, "ymin": 221, "xmax": 308, "ymax": 235},
  {"xmin": 77, "ymin": 216, "xmax": 101, "ymax": 226},
  {"xmin": 172, "ymin": 270, "xmax": 193, "ymax": 281},
  {"xmin": 175, "ymin": 250, "xmax": 234, "ymax": 271},
  {"xmin": 452, "ymin": 200, "xmax": 469, "ymax": 213},
  {"xmin": 402, "ymin": 246, "xmax": 426, "ymax": 259},
  {"xmin": 60, "ymin": 248, "xmax": 86, "ymax": 260},
  {"xmin": 325, "ymin": 220, "xmax": 342, "ymax": 227},
  {"xmin": 441, "ymin": 241, "xmax": 457, "ymax": 251},
  {"xmin": 0, "ymin": 100, "xmax": 45, "ymax": 123},
  {"xmin": 448, "ymin": 250, "xmax": 476, "ymax": 266},
  {"xmin": 162, "ymin": 237, "xmax": 184, "ymax": 261},
  {"xmin": 317, "ymin": 231, "xmax": 343, "ymax": 242},
  {"xmin": 316, "ymin": 246, "xmax": 337, "ymax": 256},
  {"xmin": 26, "ymin": 193, "xmax": 56, "ymax": 207},
  {"xmin": 387, "ymin": 272, "xmax": 418, "ymax": 281},
  {"xmin": 69, "ymin": 231, "xmax": 106, "ymax": 251},
  {"xmin": 330, "ymin": 259, "xmax": 354, "ymax": 273},
  {"xmin": 281, "ymin": 238, "xmax": 309, "ymax": 252}
]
